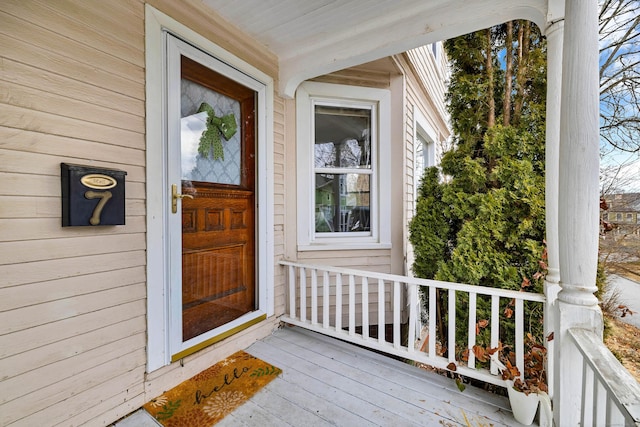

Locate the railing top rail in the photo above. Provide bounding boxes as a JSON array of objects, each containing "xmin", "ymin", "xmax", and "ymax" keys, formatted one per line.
[
  {"xmin": 569, "ymin": 328, "xmax": 640, "ymax": 423},
  {"xmin": 280, "ymin": 260, "xmax": 546, "ymax": 303}
]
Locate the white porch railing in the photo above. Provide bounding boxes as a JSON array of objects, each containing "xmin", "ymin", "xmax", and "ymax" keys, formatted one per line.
[
  {"xmin": 280, "ymin": 261, "xmax": 547, "ymax": 388},
  {"xmin": 568, "ymin": 328, "xmax": 640, "ymax": 426}
]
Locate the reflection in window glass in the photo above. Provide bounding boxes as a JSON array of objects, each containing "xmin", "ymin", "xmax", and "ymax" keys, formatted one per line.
[
  {"xmin": 315, "ymin": 174, "xmax": 370, "ymax": 233},
  {"xmin": 313, "ymin": 104, "xmax": 373, "ymax": 235}
]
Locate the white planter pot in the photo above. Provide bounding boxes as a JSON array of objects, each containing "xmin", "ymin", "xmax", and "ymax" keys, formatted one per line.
[{"xmin": 507, "ymin": 381, "xmax": 540, "ymax": 425}]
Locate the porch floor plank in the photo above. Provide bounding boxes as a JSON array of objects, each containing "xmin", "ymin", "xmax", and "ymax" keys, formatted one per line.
[{"xmin": 224, "ymin": 325, "xmax": 532, "ymax": 427}]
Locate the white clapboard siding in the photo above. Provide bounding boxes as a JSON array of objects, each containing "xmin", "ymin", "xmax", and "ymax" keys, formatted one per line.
[
  {"xmin": 0, "ymin": 235, "xmax": 146, "ymax": 266},
  {"xmin": 3, "ymin": 0, "xmax": 144, "ymax": 67},
  {"xmin": 0, "ymin": 267, "xmax": 145, "ymax": 310},
  {"xmin": 0, "ymin": 300, "xmax": 146, "ymax": 359},
  {"xmin": 0, "ymin": 267, "xmax": 145, "ymax": 313},
  {"xmin": 0, "ymin": 104, "xmax": 145, "ymax": 149},
  {"xmin": 1, "ymin": 334, "xmax": 145, "ymax": 405},
  {"xmin": 0, "ymin": 315, "xmax": 146, "ymax": 381},
  {"xmin": 0, "ymin": 150, "xmax": 146, "ymax": 182},
  {"xmin": 0, "ymin": 217, "xmax": 146, "ymax": 241},
  {"xmin": 0, "ymin": 283, "xmax": 146, "ymax": 335},
  {"xmin": 1, "ymin": 348, "xmax": 146, "ymax": 426},
  {"xmin": 1, "ymin": 80, "xmax": 144, "ymax": 133},
  {"xmin": 0, "ymin": 250, "xmax": 146, "ymax": 289},
  {"xmin": 0, "ymin": 59, "xmax": 144, "ymax": 115},
  {"xmin": 0, "ymin": 196, "xmax": 60, "ymax": 219}
]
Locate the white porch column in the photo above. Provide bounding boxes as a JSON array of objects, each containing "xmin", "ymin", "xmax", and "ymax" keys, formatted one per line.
[
  {"xmin": 554, "ymin": 0, "xmax": 603, "ymax": 425},
  {"xmin": 543, "ymin": 17, "xmax": 564, "ymax": 402}
]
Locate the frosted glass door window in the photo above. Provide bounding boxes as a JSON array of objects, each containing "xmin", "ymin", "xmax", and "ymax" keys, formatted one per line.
[{"xmin": 180, "ymin": 79, "xmax": 241, "ymax": 185}]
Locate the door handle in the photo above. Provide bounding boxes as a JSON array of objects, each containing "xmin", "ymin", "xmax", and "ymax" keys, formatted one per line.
[{"xmin": 171, "ymin": 184, "xmax": 194, "ymax": 213}]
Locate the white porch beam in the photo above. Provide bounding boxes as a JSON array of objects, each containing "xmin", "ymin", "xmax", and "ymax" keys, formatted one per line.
[
  {"xmin": 554, "ymin": 0, "xmax": 603, "ymax": 424},
  {"xmin": 279, "ymin": 1, "xmax": 548, "ymax": 97}
]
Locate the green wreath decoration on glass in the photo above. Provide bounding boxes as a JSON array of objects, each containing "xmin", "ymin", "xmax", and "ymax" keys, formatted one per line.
[{"xmin": 196, "ymin": 102, "xmax": 238, "ymax": 161}]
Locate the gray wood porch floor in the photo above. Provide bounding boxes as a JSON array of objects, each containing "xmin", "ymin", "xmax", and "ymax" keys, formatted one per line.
[
  {"xmin": 219, "ymin": 325, "xmax": 531, "ymax": 427},
  {"xmin": 120, "ymin": 325, "xmax": 533, "ymax": 427}
]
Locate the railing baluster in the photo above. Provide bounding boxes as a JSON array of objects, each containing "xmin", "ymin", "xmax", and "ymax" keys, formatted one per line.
[
  {"xmin": 335, "ymin": 273, "xmax": 342, "ymax": 332},
  {"xmin": 288, "ymin": 265, "xmax": 296, "ymax": 318},
  {"xmin": 323, "ymin": 271, "xmax": 330, "ymax": 329},
  {"xmin": 408, "ymin": 283, "xmax": 417, "ymax": 354},
  {"xmin": 311, "ymin": 268, "xmax": 318, "ymax": 325},
  {"xmin": 362, "ymin": 277, "xmax": 369, "ymax": 340},
  {"xmin": 299, "ymin": 267, "xmax": 306, "ymax": 322},
  {"xmin": 349, "ymin": 275, "xmax": 356, "ymax": 336},
  {"xmin": 378, "ymin": 279, "xmax": 385, "ymax": 344},
  {"xmin": 280, "ymin": 261, "xmax": 548, "ymax": 391},
  {"xmin": 428, "ymin": 286, "xmax": 436, "ymax": 358},
  {"xmin": 515, "ymin": 298, "xmax": 524, "ymax": 378},
  {"xmin": 581, "ymin": 359, "xmax": 591, "ymax": 426},
  {"xmin": 490, "ymin": 295, "xmax": 499, "ymax": 375},
  {"xmin": 595, "ymin": 379, "xmax": 606, "ymax": 426},
  {"xmin": 467, "ymin": 292, "xmax": 477, "ymax": 369},
  {"xmin": 393, "ymin": 281, "xmax": 401, "ymax": 349},
  {"xmin": 448, "ymin": 289, "xmax": 456, "ymax": 364}
]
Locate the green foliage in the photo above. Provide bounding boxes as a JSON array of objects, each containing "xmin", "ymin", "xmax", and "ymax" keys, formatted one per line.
[{"xmin": 410, "ymin": 21, "xmax": 547, "ymax": 353}]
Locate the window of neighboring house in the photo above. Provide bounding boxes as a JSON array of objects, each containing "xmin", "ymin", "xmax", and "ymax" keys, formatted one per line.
[
  {"xmin": 297, "ymin": 81, "xmax": 391, "ymax": 250},
  {"xmin": 626, "ymin": 213, "xmax": 633, "ymax": 222},
  {"xmin": 616, "ymin": 213, "xmax": 623, "ymax": 221}
]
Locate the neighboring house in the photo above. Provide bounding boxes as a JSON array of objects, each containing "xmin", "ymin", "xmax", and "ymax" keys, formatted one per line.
[
  {"xmin": 0, "ymin": 1, "xmax": 633, "ymax": 426},
  {"xmin": 602, "ymin": 193, "xmax": 640, "ymax": 236}
]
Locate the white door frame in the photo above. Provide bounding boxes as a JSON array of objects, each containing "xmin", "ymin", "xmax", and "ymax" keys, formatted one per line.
[{"xmin": 145, "ymin": 5, "xmax": 274, "ymax": 371}]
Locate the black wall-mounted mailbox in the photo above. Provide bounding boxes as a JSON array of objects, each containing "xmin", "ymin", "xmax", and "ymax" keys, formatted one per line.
[{"xmin": 61, "ymin": 163, "xmax": 127, "ymax": 226}]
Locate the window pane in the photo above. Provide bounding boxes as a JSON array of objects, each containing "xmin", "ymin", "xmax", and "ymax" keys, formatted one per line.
[
  {"xmin": 315, "ymin": 173, "xmax": 370, "ymax": 233},
  {"xmin": 314, "ymin": 106, "xmax": 371, "ymax": 168},
  {"xmin": 180, "ymin": 78, "xmax": 242, "ymax": 185}
]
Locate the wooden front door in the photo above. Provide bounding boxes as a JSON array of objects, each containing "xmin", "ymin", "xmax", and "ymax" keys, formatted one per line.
[{"xmin": 177, "ymin": 55, "xmax": 256, "ymax": 342}]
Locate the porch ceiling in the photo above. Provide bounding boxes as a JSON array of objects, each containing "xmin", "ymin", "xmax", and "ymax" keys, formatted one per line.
[{"xmin": 203, "ymin": 0, "xmax": 553, "ymax": 97}]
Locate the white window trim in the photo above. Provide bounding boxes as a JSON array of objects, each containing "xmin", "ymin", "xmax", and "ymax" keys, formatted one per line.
[
  {"xmin": 413, "ymin": 108, "xmax": 438, "ymax": 204},
  {"xmin": 296, "ymin": 81, "xmax": 391, "ymax": 251},
  {"xmin": 145, "ymin": 5, "xmax": 274, "ymax": 372}
]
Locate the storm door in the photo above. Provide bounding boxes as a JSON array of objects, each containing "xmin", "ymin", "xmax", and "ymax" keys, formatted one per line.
[{"xmin": 167, "ymin": 35, "xmax": 259, "ymax": 359}]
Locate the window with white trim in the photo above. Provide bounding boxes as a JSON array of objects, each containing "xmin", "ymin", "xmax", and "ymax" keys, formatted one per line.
[
  {"xmin": 413, "ymin": 109, "xmax": 437, "ymax": 208},
  {"xmin": 297, "ymin": 82, "xmax": 391, "ymax": 250}
]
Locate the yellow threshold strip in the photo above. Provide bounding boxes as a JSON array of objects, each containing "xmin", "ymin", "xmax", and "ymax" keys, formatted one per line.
[{"xmin": 171, "ymin": 314, "xmax": 267, "ymax": 362}]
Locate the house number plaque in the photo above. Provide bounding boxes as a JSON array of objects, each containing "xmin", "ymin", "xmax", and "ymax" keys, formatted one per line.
[{"xmin": 61, "ymin": 163, "xmax": 127, "ymax": 226}]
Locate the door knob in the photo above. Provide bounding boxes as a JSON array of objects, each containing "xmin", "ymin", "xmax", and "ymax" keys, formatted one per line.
[{"xmin": 171, "ymin": 184, "xmax": 194, "ymax": 213}]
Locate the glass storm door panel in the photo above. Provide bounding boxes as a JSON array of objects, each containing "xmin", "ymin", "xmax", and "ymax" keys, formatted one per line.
[{"xmin": 178, "ymin": 55, "xmax": 257, "ymax": 342}]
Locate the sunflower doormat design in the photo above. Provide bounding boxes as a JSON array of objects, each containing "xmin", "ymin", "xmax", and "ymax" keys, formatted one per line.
[{"xmin": 144, "ymin": 351, "xmax": 281, "ymax": 426}]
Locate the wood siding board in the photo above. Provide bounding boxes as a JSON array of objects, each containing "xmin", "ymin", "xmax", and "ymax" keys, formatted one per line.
[
  {"xmin": 0, "ymin": 60, "xmax": 145, "ymax": 116},
  {"xmin": 0, "ymin": 9, "xmax": 144, "ymax": 83},
  {"xmin": 0, "ymin": 315, "xmax": 146, "ymax": 381},
  {"xmin": 26, "ymin": 0, "xmax": 145, "ymax": 53},
  {"xmin": 55, "ymin": 380, "xmax": 146, "ymax": 427},
  {"xmin": 0, "ymin": 300, "xmax": 145, "ymax": 359},
  {"xmin": 0, "ymin": 347, "xmax": 146, "ymax": 426},
  {"xmin": 0, "ymin": 266, "xmax": 146, "ymax": 309},
  {"xmin": 0, "ymin": 196, "xmax": 59, "ymax": 219},
  {"xmin": 0, "ymin": 104, "xmax": 144, "ymax": 149},
  {"xmin": 0, "ymin": 217, "xmax": 146, "ymax": 241},
  {"xmin": 0, "ymin": 334, "xmax": 145, "ymax": 406},
  {"xmin": 0, "ymin": 149, "xmax": 146, "ymax": 181},
  {"xmin": 1, "ymin": 80, "xmax": 144, "ymax": 133},
  {"xmin": 0, "ymin": 35, "xmax": 144, "ymax": 101},
  {"xmin": 0, "ymin": 282, "xmax": 146, "ymax": 334},
  {"xmin": 0, "ymin": 251, "xmax": 146, "ymax": 289},
  {"xmin": 2, "ymin": 0, "xmax": 145, "ymax": 68}
]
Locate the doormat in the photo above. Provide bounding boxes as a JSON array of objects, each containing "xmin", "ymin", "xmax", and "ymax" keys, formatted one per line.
[{"xmin": 143, "ymin": 351, "xmax": 281, "ymax": 426}]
